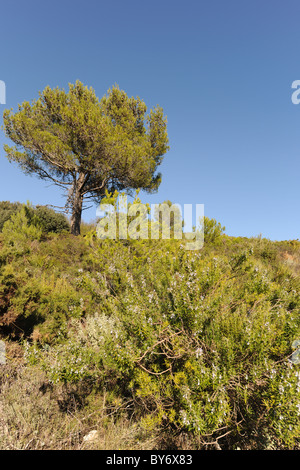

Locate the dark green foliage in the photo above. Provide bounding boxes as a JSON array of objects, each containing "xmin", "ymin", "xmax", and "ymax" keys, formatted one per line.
[
  {"xmin": 0, "ymin": 201, "xmax": 69, "ymax": 234},
  {"xmin": 0, "ymin": 201, "xmax": 22, "ymax": 231},
  {"xmin": 34, "ymin": 206, "xmax": 69, "ymax": 233},
  {"xmin": 1, "ymin": 217, "xmax": 300, "ymax": 449},
  {"xmin": 203, "ymin": 216, "xmax": 225, "ymax": 244}
]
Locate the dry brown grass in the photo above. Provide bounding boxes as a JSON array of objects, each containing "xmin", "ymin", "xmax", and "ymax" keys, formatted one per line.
[
  {"xmin": 0, "ymin": 358, "xmax": 161, "ymax": 450},
  {"xmin": 280, "ymin": 250, "xmax": 300, "ymax": 275}
]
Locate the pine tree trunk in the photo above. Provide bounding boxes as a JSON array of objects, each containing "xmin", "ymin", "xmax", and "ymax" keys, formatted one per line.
[{"xmin": 70, "ymin": 191, "xmax": 83, "ymax": 236}]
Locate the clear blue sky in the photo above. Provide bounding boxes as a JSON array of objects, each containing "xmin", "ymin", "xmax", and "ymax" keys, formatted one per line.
[{"xmin": 1, "ymin": 0, "xmax": 300, "ymax": 240}]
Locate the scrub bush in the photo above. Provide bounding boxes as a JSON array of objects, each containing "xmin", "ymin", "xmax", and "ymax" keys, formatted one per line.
[
  {"xmin": 25, "ymin": 237, "xmax": 300, "ymax": 449},
  {"xmin": 0, "ymin": 201, "xmax": 22, "ymax": 231},
  {"xmin": 32, "ymin": 206, "xmax": 70, "ymax": 234},
  {"xmin": 0, "ymin": 201, "xmax": 69, "ymax": 235}
]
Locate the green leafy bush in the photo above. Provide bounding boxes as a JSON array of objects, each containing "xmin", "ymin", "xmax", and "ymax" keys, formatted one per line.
[
  {"xmin": 0, "ymin": 200, "xmax": 69, "ymax": 234},
  {"xmin": 24, "ymin": 236, "xmax": 300, "ymax": 449},
  {"xmin": 0, "ymin": 201, "xmax": 22, "ymax": 231},
  {"xmin": 1, "ymin": 205, "xmax": 300, "ymax": 449},
  {"xmin": 33, "ymin": 206, "xmax": 70, "ymax": 233},
  {"xmin": 2, "ymin": 206, "xmax": 42, "ymax": 251},
  {"xmin": 203, "ymin": 216, "xmax": 225, "ymax": 244}
]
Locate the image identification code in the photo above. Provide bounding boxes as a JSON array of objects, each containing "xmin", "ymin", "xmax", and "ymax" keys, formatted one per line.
[{"xmin": 106, "ymin": 454, "xmax": 193, "ymax": 466}]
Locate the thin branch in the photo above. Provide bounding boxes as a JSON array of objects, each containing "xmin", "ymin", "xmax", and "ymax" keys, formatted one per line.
[
  {"xmin": 136, "ymin": 362, "xmax": 172, "ymax": 376},
  {"xmin": 35, "ymin": 165, "xmax": 73, "ymax": 187},
  {"xmin": 35, "ymin": 142, "xmax": 75, "ymax": 175},
  {"xmin": 44, "ymin": 204, "xmax": 69, "ymax": 214},
  {"xmin": 136, "ymin": 328, "xmax": 184, "ymax": 363},
  {"xmin": 82, "ymin": 177, "xmax": 109, "ymax": 196},
  {"xmin": 202, "ymin": 419, "xmax": 244, "ymax": 449}
]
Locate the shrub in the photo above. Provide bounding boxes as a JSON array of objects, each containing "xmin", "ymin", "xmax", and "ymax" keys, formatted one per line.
[
  {"xmin": 203, "ymin": 217, "xmax": 225, "ymax": 245},
  {"xmin": 25, "ymin": 237, "xmax": 300, "ymax": 449},
  {"xmin": 0, "ymin": 201, "xmax": 69, "ymax": 235},
  {"xmin": 2, "ymin": 206, "xmax": 42, "ymax": 251},
  {"xmin": 0, "ymin": 201, "xmax": 22, "ymax": 231},
  {"xmin": 34, "ymin": 206, "xmax": 70, "ymax": 234}
]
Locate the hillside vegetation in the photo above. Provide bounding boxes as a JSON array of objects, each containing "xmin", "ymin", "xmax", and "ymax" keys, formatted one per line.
[{"xmin": 0, "ymin": 202, "xmax": 300, "ymax": 450}]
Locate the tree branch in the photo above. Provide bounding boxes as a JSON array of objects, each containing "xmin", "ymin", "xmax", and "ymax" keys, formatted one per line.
[
  {"xmin": 36, "ymin": 166, "xmax": 73, "ymax": 187},
  {"xmin": 82, "ymin": 177, "xmax": 109, "ymax": 195}
]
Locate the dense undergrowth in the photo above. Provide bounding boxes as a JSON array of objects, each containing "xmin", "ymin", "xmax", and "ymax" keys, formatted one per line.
[{"xmin": 0, "ymin": 203, "xmax": 300, "ymax": 450}]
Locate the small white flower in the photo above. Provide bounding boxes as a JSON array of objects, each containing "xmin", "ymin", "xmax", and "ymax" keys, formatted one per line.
[{"xmin": 195, "ymin": 347, "xmax": 203, "ymax": 358}]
